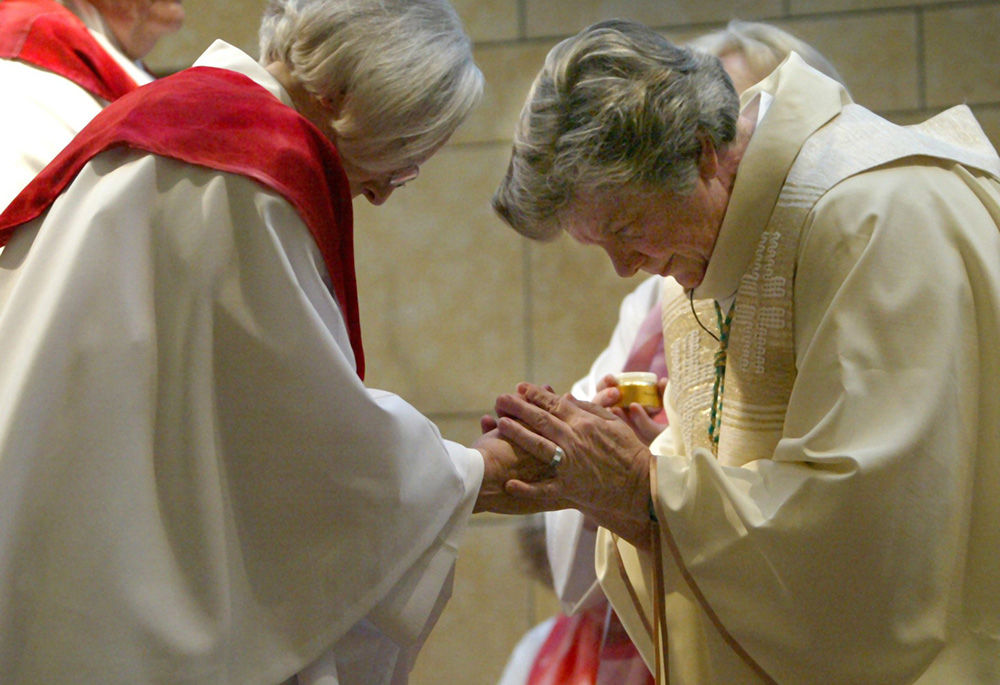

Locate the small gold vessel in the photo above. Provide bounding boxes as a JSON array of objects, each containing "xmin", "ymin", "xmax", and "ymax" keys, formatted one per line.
[{"xmin": 614, "ymin": 372, "xmax": 662, "ymax": 409}]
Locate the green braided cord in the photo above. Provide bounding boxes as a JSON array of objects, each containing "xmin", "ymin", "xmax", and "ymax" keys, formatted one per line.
[{"xmin": 708, "ymin": 300, "xmax": 735, "ymax": 449}]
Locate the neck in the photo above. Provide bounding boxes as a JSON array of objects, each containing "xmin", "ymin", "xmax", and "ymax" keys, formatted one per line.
[
  {"xmin": 716, "ymin": 95, "xmax": 759, "ymax": 195},
  {"xmin": 264, "ymin": 62, "xmax": 338, "ymax": 140}
]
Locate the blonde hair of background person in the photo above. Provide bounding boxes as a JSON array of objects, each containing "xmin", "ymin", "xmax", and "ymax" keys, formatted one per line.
[
  {"xmin": 86, "ymin": 0, "xmax": 184, "ymax": 60},
  {"xmin": 689, "ymin": 19, "xmax": 843, "ymax": 93}
]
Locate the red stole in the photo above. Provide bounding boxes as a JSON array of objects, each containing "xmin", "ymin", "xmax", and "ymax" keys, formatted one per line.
[
  {"xmin": 0, "ymin": 0, "xmax": 139, "ymax": 101},
  {"xmin": 0, "ymin": 66, "xmax": 365, "ymax": 378}
]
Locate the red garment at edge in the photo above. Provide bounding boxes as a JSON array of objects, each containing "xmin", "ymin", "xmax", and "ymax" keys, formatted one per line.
[
  {"xmin": 527, "ymin": 606, "xmax": 655, "ymax": 685},
  {"xmin": 0, "ymin": 0, "xmax": 139, "ymax": 101},
  {"xmin": 528, "ymin": 608, "xmax": 604, "ymax": 685},
  {"xmin": 0, "ymin": 65, "xmax": 365, "ymax": 378}
]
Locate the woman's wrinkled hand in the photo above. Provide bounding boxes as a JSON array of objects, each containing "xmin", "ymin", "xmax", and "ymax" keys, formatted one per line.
[
  {"xmin": 472, "ymin": 428, "xmax": 570, "ymax": 514},
  {"xmin": 492, "ymin": 383, "xmax": 653, "ymax": 544}
]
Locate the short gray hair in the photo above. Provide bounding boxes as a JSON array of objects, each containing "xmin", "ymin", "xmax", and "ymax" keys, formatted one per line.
[
  {"xmin": 259, "ymin": 0, "xmax": 483, "ymax": 173},
  {"xmin": 688, "ymin": 20, "xmax": 845, "ymax": 86},
  {"xmin": 492, "ymin": 20, "xmax": 739, "ymax": 241}
]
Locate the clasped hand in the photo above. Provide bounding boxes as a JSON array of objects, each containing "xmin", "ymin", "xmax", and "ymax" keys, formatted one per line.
[{"xmin": 475, "ymin": 383, "xmax": 654, "ymax": 544}]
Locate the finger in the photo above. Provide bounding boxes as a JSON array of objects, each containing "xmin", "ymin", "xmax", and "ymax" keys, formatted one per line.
[
  {"xmin": 513, "ymin": 381, "xmax": 538, "ymax": 394},
  {"xmin": 608, "ymin": 405, "xmax": 629, "ymax": 422},
  {"xmin": 629, "ymin": 403, "xmax": 661, "ymax": 427},
  {"xmin": 592, "ymin": 386, "xmax": 622, "ymax": 408},
  {"xmin": 505, "ymin": 478, "xmax": 564, "ymax": 501},
  {"xmin": 480, "ymin": 498, "xmax": 564, "ymax": 515},
  {"xmin": 628, "ymin": 402, "xmax": 660, "ymax": 426},
  {"xmin": 518, "ymin": 384, "xmax": 618, "ymax": 423},
  {"xmin": 628, "ymin": 403, "xmax": 668, "ymax": 445},
  {"xmin": 516, "ymin": 383, "xmax": 565, "ymax": 414},
  {"xmin": 519, "ymin": 384, "xmax": 601, "ymax": 425},
  {"xmin": 495, "ymin": 393, "xmax": 569, "ymax": 444},
  {"xmin": 496, "ymin": 417, "xmax": 562, "ymax": 467},
  {"xmin": 480, "ymin": 414, "xmax": 498, "ymax": 434},
  {"xmin": 594, "ymin": 373, "xmax": 620, "ymax": 392},
  {"xmin": 562, "ymin": 392, "xmax": 619, "ymax": 420},
  {"xmin": 474, "ymin": 489, "xmax": 565, "ymax": 515}
]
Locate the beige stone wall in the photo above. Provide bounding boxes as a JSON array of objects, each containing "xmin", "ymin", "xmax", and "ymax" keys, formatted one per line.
[{"xmin": 145, "ymin": 1, "xmax": 1000, "ymax": 682}]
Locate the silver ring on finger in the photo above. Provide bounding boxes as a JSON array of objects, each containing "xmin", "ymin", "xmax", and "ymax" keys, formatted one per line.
[{"xmin": 549, "ymin": 446, "xmax": 565, "ymax": 468}]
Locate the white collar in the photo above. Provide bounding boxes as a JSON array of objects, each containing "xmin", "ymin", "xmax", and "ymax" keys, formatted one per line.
[{"xmin": 192, "ymin": 40, "xmax": 295, "ymax": 109}]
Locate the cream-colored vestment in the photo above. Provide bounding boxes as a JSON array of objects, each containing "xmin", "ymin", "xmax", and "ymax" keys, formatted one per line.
[
  {"xmin": 0, "ymin": 42, "xmax": 482, "ymax": 685},
  {"xmin": 598, "ymin": 54, "xmax": 1000, "ymax": 684}
]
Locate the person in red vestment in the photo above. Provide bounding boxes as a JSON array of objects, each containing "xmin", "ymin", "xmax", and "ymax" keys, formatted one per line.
[
  {"xmin": 0, "ymin": 0, "xmax": 183, "ymax": 209},
  {"xmin": 0, "ymin": 0, "xmax": 544, "ymax": 683}
]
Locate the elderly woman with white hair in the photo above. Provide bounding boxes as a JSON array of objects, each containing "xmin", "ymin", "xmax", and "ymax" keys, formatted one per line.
[{"xmin": 0, "ymin": 1, "xmax": 544, "ymax": 683}]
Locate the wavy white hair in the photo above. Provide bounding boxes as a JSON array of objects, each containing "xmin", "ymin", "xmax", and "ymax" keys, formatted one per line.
[
  {"xmin": 259, "ymin": 0, "xmax": 483, "ymax": 173},
  {"xmin": 492, "ymin": 20, "xmax": 739, "ymax": 241}
]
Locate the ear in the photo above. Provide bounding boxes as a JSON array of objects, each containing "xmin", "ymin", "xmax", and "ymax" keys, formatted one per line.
[
  {"xmin": 697, "ymin": 136, "xmax": 718, "ymax": 181},
  {"xmin": 318, "ymin": 91, "xmax": 348, "ymax": 119}
]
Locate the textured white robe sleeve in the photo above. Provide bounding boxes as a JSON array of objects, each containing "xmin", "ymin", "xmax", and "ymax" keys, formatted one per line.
[{"xmin": 569, "ymin": 273, "xmax": 664, "ymax": 401}]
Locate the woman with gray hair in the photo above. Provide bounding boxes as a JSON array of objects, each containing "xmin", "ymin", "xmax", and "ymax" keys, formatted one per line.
[
  {"xmin": 515, "ymin": 22, "xmax": 853, "ymax": 685},
  {"xmin": 0, "ymin": 1, "xmax": 545, "ymax": 683},
  {"xmin": 493, "ymin": 17, "xmax": 1000, "ymax": 685},
  {"xmin": 257, "ymin": 0, "xmax": 483, "ymax": 203},
  {"xmin": 494, "ymin": 19, "xmax": 739, "ymax": 245}
]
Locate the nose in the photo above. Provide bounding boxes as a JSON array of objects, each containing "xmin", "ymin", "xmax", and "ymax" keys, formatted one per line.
[
  {"xmin": 606, "ymin": 247, "xmax": 641, "ymax": 278},
  {"xmin": 362, "ymin": 181, "xmax": 395, "ymax": 206}
]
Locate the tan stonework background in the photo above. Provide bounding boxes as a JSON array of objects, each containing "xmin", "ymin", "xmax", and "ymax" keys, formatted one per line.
[{"xmin": 145, "ymin": 1, "xmax": 1000, "ymax": 682}]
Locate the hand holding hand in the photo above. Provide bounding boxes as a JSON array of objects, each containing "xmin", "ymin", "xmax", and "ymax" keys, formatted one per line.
[
  {"xmin": 472, "ymin": 429, "xmax": 569, "ymax": 514},
  {"xmin": 493, "ymin": 383, "xmax": 653, "ymax": 545}
]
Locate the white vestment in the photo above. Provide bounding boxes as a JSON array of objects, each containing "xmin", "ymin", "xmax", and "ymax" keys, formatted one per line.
[
  {"xmin": 0, "ymin": 0, "xmax": 152, "ymax": 211},
  {"xmin": 569, "ymin": 273, "xmax": 665, "ymax": 402},
  {"xmin": 598, "ymin": 55, "xmax": 1000, "ymax": 684},
  {"xmin": 0, "ymin": 41, "xmax": 482, "ymax": 685}
]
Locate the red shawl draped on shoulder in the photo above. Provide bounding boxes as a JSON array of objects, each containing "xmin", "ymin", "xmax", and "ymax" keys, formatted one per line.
[
  {"xmin": 0, "ymin": 65, "xmax": 365, "ymax": 377},
  {"xmin": 0, "ymin": 0, "xmax": 139, "ymax": 101}
]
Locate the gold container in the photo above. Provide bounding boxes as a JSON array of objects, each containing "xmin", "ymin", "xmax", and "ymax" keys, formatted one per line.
[{"xmin": 614, "ymin": 372, "xmax": 662, "ymax": 409}]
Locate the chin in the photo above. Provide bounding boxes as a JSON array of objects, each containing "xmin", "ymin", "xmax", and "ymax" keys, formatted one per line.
[{"xmin": 672, "ymin": 272, "xmax": 704, "ymax": 289}]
